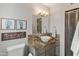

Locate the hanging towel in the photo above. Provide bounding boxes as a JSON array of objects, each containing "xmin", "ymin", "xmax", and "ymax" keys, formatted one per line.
[{"xmin": 71, "ymin": 22, "xmax": 79, "ymax": 56}]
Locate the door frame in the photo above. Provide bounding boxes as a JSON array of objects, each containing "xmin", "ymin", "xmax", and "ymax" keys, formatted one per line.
[{"xmin": 65, "ymin": 8, "xmax": 79, "ymax": 56}]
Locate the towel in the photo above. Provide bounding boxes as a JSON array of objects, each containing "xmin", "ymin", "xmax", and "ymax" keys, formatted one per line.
[
  {"xmin": 28, "ymin": 53, "xmax": 32, "ymax": 56},
  {"xmin": 71, "ymin": 22, "xmax": 79, "ymax": 56}
]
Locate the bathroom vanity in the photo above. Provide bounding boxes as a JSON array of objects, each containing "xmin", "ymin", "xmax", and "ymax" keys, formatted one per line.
[{"xmin": 28, "ymin": 33, "xmax": 58, "ymax": 56}]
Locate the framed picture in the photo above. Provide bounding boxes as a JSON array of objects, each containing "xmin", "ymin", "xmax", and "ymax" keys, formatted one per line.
[
  {"xmin": 1, "ymin": 18, "xmax": 15, "ymax": 30},
  {"xmin": 16, "ymin": 20, "xmax": 27, "ymax": 30},
  {"xmin": 1, "ymin": 32, "xmax": 26, "ymax": 41}
]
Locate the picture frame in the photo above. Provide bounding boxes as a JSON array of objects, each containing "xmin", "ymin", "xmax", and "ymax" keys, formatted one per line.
[
  {"xmin": 1, "ymin": 18, "xmax": 15, "ymax": 30},
  {"xmin": 16, "ymin": 20, "xmax": 27, "ymax": 30},
  {"xmin": 1, "ymin": 32, "xmax": 26, "ymax": 41}
]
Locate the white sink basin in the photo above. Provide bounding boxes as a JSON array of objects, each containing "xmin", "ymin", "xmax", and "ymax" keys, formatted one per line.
[{"xmin": 40, "ymin": 36, "xmax": 51, "ymax": 42}]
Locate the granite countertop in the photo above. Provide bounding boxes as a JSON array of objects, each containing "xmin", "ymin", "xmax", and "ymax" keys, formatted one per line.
[{"xmin": 28, "ymin": 35, "xmax": 56, "ymax": 48}]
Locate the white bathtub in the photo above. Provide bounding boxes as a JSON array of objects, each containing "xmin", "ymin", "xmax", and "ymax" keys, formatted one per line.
[{"xmin": 7, "ymin": 43, "xmax": 25, "ymax": 56}]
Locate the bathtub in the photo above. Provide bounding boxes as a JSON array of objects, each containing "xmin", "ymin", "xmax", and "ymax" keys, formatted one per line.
[{"xmin": 7, "ymin": 43, "xmax": 25, "ymax": 56}]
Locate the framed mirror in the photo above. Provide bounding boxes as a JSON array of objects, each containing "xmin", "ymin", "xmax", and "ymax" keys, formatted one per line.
[{"xmin": 37, "ymin": 18, "xmax": 42, "ymax": 33}]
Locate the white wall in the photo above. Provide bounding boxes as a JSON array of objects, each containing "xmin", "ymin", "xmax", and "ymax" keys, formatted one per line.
[
  {"xmin": 0, "ymin": 3, "xmax": 33, "ymax": 56},
  {"xmin": 0, "ymin": 3, "xmax": 50, "ymax": 56},
  {"xmin": 50, "ymin": 3, "xmax": 79, "ymax": 56},
  {"xmin": 32, "ymin": 3, "xmax": 50, "ymax": 33},
  {"xmin": 0, "ymin": 3, "xmax": 33, "ymax": 44}
]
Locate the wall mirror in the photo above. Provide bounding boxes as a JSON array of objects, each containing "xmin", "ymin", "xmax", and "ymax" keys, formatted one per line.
[
  {"xmin": 32, "ymin": 15, "xmax": 42, "ymax": 34},
  {"xmin": 32, "ymin": 10, "xmax": 49, "ymax": 34},
  {"xmin": 37, "ymin": 17, "xmax": 42, "ymax": 33}
]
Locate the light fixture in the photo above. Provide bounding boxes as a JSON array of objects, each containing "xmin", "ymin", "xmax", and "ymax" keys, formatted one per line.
[{"xmin": 37, "ymin": 10, "xmax": 49, "ymax": 17}]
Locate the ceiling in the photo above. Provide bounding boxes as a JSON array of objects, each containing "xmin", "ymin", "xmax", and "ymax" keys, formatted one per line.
[
  {"xmin": 42, "ymin": 3, "xmax": 55, "ymax": 7},
  {"xmin": 42, "ymin": 3, "xmax": 73, "ymax": 7}
]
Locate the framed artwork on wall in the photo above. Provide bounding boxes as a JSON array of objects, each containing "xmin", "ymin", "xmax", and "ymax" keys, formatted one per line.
[
  {"xmin": 1, "ymin": 32, "xmax": 26, "ymax": 41},
  {"xmin": 16, "ymin": 20, "xmax": 27, "ymax": 30},
  {"xmin": 1, "ymin": 18, "xmax": 15, "ymax": 30}
]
